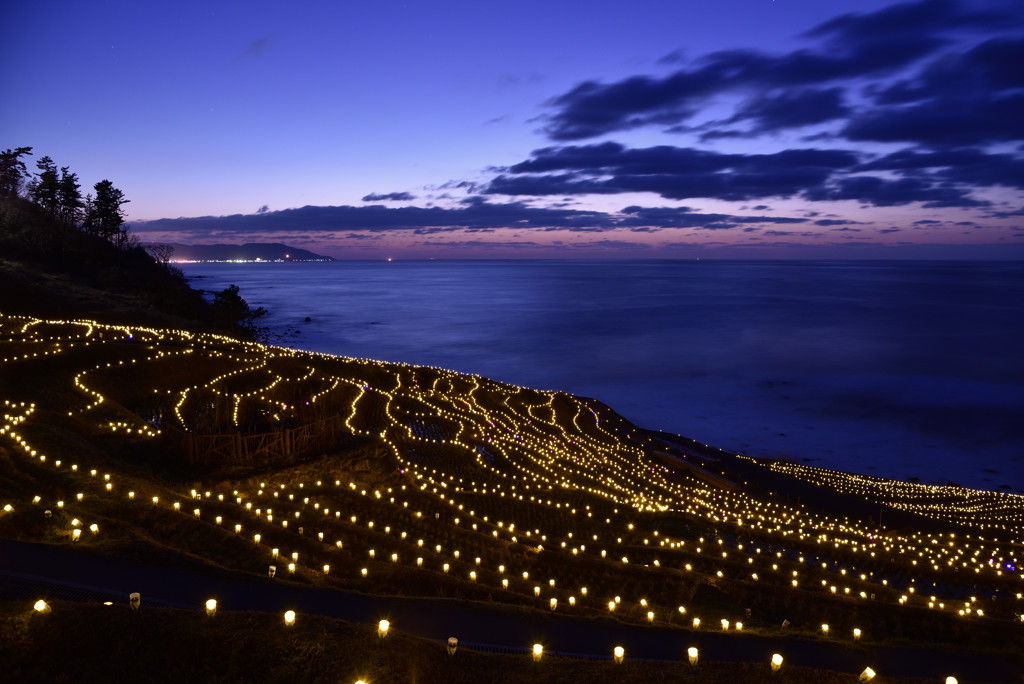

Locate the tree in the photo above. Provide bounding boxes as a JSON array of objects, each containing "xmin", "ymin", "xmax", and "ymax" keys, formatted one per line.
[
  {"xmin": 57, "ymin": 166, "xmax": 84, "ymax": 227},
  {"xmin": 29, "ymin": 156, "xmax": 59, "ymax": 215},
  {"xmin": 212, "ymin": 284, "xmax": 267, "ymax": 334},
  {"xmin": 0, "ymin": 147, "xmax": 32, "ymax": 197},
  {"xmin": 145, "ymin": 243, "xmax": 175, "ymax": 264},
  {"xmin": 85, "ymin": 179, "xmax": 130, "ymax": 246}
]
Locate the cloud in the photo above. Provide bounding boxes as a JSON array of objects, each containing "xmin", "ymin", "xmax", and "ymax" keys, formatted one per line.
[
  {"xmin": 540, "ymin": 0, "xmax": 1021, "ymax": 145},
  {"xmin": 135, "ymin": 199, "xmax": 818, "ymax": 238},
  {"xmin": 236, "ymin": 37, "xmax": 272, "ymax": 62},
  {"xmin": 699, "ymin": 88, "xmax": 850, "ymax": 139},
  {"xmin": 803, "ymin": 175, "xmax": 987, "ymax": 207},
  {"xmin": 361, "ymin": 191, "xmax": 417, "ymax": 202},
  {"xmin": 814, "ymin": 219, "xmax": 865, "ymax": 226},
  {"xmin": 539, "ymin": 0, "xmax": 994, "ymax": 141},
  {"xmin": 486, "ymin": 142, "xmax": 860, "ymax": 201}
]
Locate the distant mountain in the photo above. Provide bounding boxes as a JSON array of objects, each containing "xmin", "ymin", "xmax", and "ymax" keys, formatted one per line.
[{"xmin": 167, "ymin": 243, "xmax": 334, "ymax": 262}]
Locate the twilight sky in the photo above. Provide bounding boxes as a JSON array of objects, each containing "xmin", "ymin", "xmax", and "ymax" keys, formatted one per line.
[{"xmin": 4, "ymin": 0, "xmax": 1023, "ymax": 259}]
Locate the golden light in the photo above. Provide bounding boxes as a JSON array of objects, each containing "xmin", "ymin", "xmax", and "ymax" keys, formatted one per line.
[
  {"xmin": 284, "ymin": 610, "xmax": 295, "ymax": 626},
  {"xmin": 89, "ymin": 523, "xmax": 98, "ymax": 534},
  {"xmin": 205, "ymin": 599, "xmax": 217, "ymax": 617},
  {"xmin": 33, "ymin": 599, "xmax": 50, "ymax": 614},
  {"xmin": 946, "ymin": 678, "xmax": 958, "ymax": 684},
  {"xmin": 853, "ymin": 628, "xmax": 862, "ymax": 640},
  {"xmin": 613, "ymin": 646, "xmax": 624, "ymax": 664},
  {"xmin": 550, "ymin": 597, "xmax": 557, "ymax": 610},
  {"xmin": 720, "ymin": 618, "xmax": 729, "ymax": 631},
  {"xmin": 72, "ymin": 529, "xmax": 81, "ymax": 542},
  {"xmin": 378, "ymin": 619, "xmax": 390, "ymax": 638},
  {"xmin": 821, "ymin": 623, "xmax": 829, "ymax": 635},
  {"xmin": 687, "ymin": 647, "xmax": 698, "ymax": 666},
  {"xmin": 771, "ymin": 653, "xmax": 783, "ymax": 672},
  {"xmin": 859, "ymin": 667, "xmax": 876, "ymax": 682},
  {"xmin": 533, "ymin": 643, "xmax": 543, "ymax": 662},
  {"xmin": 692, "ymin": 617, "xmax": 700, "ymax": 628},
  {"xmin": 647, "ymin": 610, "xmax": 654, "ymax": 622}
]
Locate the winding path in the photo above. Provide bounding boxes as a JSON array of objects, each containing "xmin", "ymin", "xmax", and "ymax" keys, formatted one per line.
[{"xmin": 2, "ymin": 539, "xmax": 1019, "ymax": 682}]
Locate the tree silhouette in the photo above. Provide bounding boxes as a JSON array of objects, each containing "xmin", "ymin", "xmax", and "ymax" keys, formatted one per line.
[
  {"xmin": 0, "ymin": 147, "xmax": 33, "ymax": 197},
  {"xmin": 58, "ymin": 166, "xmax": 84, "ymax": 227},
  {"xmin": 85, "ymin": 179, "xmax": 131, "ymax": 247},
  {"xmin": 145, "ymin": 243, "xmax": 175, "ymax": 264},
  {"xmin": 29, "ymin": 156, "xmax": 60, "ymax": 215},
  {"xmin": 212, "ymin": 284, "xmax": 267, "ymax": 334}
]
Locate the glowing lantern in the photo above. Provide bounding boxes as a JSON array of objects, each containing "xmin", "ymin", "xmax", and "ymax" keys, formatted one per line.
[
  {"xmin": 859, "ymin": 667, "xmax": 876, "ymax": 682},
  {"xmin": 268, "ymin": 565, "xmax": 276, "ymax": 578},
  {"xmin": 378, "ymin": 619, "xmax": 390, "ymax": 638},
  {"xmin": 34, "ymin": 600, "xmax": 50, "ymax": 614},
  {"xmin": 447, "ymin": 637, "xmax": 458, "ymax": 656},
  {"xmin": 853, "ymin": 628, "xmax": 862, "ymax": 641},
  {"xmin": 129, "ymin": 593, "xmax": 140, "ymax": 611},
  {"xmin": 687, "ymin": 647, "xmax": 698, "ymax": 666},
  {"xmin": 533, "ymin": 643, "xmax": 543, "ymax": 662},
  {"xmin": 205, "ymin": 599, "xmax": 217, "ymax": 617},
  {"xmin": 771, "ymin": 653, "xmax": 783, "ymax": 673},
  {"xmin": 613, "ymin": 646, "xmax": 624, "ymax": 664},
  {"xmin": 284, "ymin": 610, "xmax": 295, "ymax": 626}
]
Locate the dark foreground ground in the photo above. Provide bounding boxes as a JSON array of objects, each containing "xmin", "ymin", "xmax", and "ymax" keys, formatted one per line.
[{"xmin": 2, "ymin": 539, "xmax": 1018, "ymax": 684}]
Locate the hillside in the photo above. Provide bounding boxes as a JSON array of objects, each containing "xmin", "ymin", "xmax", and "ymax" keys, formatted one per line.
[
  {"xmin": 167, "ymin": 242, "xmax": 334, "ymax": 262},
  {"xmin": 0, "ymin": 196, "xmax": 254, "ymax": 333},
  {"xmin": 1, "ymin": 312, "xmax": 1021, "ymax": 682}
]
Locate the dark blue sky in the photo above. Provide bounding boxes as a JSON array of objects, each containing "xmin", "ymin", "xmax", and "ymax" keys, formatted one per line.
[{"xmin": 3, "ymin": 0, "xmax": 1023, "ymax": 258}]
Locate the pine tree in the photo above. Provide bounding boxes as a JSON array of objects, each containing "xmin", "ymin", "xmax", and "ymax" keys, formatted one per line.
[
  {"xmin": 0, "ymin": 147, "xmax": 33, "ymax": 197},
  {"xmin": 29, "ymin": 156, "xmax": 60, "ymax": 214},
  {"xmin": 87, "ymin": 179, "xmax": 130, "ymax": 246},
  {"xmin": 58, "ymin": 166, "xmax": 84, "ymax": 227}
]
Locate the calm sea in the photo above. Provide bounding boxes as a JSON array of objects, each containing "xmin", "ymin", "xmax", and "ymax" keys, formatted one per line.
[{"xmin": 182, "ymin": 260, "xmax": 1024, "ymax": 492}]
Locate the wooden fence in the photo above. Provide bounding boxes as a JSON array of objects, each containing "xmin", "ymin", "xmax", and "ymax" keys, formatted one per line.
[{"xmin": 164, "ymin": 414, "xmax": 346, "ymax": 466}]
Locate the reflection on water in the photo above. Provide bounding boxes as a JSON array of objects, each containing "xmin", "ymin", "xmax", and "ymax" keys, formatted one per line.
[{"xmin": 184, "ymin": 260, "xmax": 1024, "ymax": 491}]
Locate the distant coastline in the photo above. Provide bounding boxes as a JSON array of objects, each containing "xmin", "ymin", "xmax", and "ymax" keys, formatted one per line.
[{"xmin": 165, "ymin": 242, "xmax": 335, "ymax": 263}]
